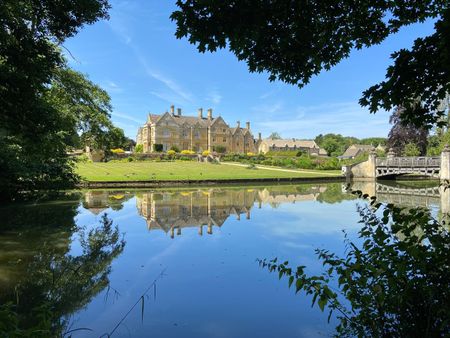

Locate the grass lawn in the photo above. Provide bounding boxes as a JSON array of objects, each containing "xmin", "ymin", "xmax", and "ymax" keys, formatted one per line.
[{"xmin": 76, "ymin": 161, "xmax": 341, "ymax": 182}]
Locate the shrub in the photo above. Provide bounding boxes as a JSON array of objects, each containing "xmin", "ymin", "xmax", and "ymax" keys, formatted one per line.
[
  {"xmin": 76, "ymin": 154, "xmax": 90, "ymax": 163},
  {"xmin": 170, "ymin": 145, "xmax": 180, "ymax": 153},
  {"xmin": 134, "ymin": 144, "xmax": 143, "ymax": 153},
  {"xmin": 167, "ymin": 150, "xmax": 176, "ymax": 156},
  {"xmin": 127, "ymin": 157, "xmax": 134, "ymax": 162},
  {"xmin": 214, "ymin": 145, "xmax": 226, "ymax": 153},
  {"xmin": 153, "ymin": 144, "xmax": 163, "ymax": 152},
  {"xmin": 111, "ymin": 148, "xmax": 125, "ymax": 154},
  {"xmin": 202, "ymin": 150, "xmax": 211, "ymax": 157},
  {"xmin": 246, "ymin": 152, "xmax": 256, "ymax": 156},
  {"xmin": 181, "ymin": 149, "xmax": 195, "ymax": 155}
]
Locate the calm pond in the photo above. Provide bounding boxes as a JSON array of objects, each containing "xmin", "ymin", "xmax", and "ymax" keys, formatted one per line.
[{"xmin": 0, "ymin": 181, "xmax": 445, "ymax": 337}]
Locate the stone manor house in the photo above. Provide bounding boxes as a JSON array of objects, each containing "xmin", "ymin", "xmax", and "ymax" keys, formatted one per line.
[{"xmin": 136, "ymin": 105, "xmax": 260, "ymax": 153}]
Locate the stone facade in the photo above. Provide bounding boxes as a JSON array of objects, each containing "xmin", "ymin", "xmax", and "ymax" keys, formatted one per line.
[
  {"xmin": 136, "ymin": 106, "xmax": 261, "ymax": 153},
  {"xmin": 258, "ymin": 138, "xmax": 326, "ymax": 155}
]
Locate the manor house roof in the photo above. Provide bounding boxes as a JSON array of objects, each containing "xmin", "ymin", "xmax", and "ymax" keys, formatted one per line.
[
  {"xmin": 147, "ymin": 113, "xmax": 214, "ymax": 127},
  {"xmin": 262, "ymin": 138, "xmax": 320, "ymax": 149},
  {"xmin": 341, "ymin": 144, "xmax": 374, "ymax": 158}
]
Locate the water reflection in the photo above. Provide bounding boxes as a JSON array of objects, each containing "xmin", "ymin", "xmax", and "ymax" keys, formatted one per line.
[
  {"xmin": 0, "ymin": 181, "xmax": 447, "ymax": 337},
  {"xmin": 0, "ymin": 195, "xmax": 125, "ymax": 337},
  {"xmin": 81, "ymin": 181, "xmax": 449, "ymax": 239}
]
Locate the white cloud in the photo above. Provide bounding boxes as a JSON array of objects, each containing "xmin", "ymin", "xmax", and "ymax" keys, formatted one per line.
[
  {"xmin": 256, "ymin": 101, "xmax": 390, "ymax": 138},
  {"xmin": 111, "ymin": 111, "xmax": 142, "ymax": 124},
  {"xmin": 107, "ymin": 3, "xmax": 193, "ymax": 105},
  {"xmin": 252, "ymin": 101, "xmax": 284, "ymax": 115},
  {"xmin": 206, "ymin": 90, "xmax": 222, "ymax": 105},
  {"xmin": 104, "ymin": 81, "xmax": 123, "ymax": 93}
]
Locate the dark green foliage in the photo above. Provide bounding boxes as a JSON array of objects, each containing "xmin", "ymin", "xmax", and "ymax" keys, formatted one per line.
[
  {"xmin": 213, "ymin": 145, "xmax": 226, "ymax": 153},
  {"xmin": 315, "ymin": 134, "xmax": 359, "ymax": 157},
  {"xmin": 0, "ymin": 198, "xmax": 125, "ymax": 337},
  {"xmin": 387, "ymin": 107, "xmax": 428, "ymax": 155},
  {"xmin": 0, "ymin": 0, "xmax": 111, "ymax": 201},
  {"xmin": 221, "ymin": 152, "xmax": 343, "ymax": 170},
  {"xmin": 170, "ymin": 145, "xmax": 180, "ymax": 152},
  {"xmin": 153, "ymin": 144, "xmax": 163, "ymax": 152},
  {"xmin": 268, "ymin": 132, "xmax": 282, "ymax": 140},
  {"xmin": 172, "ymin": 1, "xmax": 448, "ymax": 127},
  {"xmin": 259, "ymin": 192, "xmax": 450, "ymax": 337},
  {"xmin": 361, "ymin": 11, "xmax": 450, "ymax": 128}
]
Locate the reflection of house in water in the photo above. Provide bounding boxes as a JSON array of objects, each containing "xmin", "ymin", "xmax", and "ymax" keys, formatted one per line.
[
  {"xmin": 136, "ymin": 186, "xmax": 328, "ymax": 238},
  {"xmin": 83, "ymin": 191, "xmax": 133, "ymax": 214},
  {"xmin": 83, "ymin": 191, "xmax": 110, "ymax": 215},
  {"xmin": 136, "ymin": 189, "xmax": 256, "ymax": 238},
  {"xmin": 257, "ymin": 186, "xmax": 327, "ymax": 207}
]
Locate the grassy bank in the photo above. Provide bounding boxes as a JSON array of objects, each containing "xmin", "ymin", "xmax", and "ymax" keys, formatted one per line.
[{"xmin": 76, "ymin": 161, "xmax": 341, "ymax": 182}]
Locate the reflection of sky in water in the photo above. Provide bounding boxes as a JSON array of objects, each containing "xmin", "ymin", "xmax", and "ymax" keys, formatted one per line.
[
  {"xmin": 1, "ymin": 182, "xmax": 444, "ymax": 338},
  {"xmin": 71, "ymin": 190, "xmax": 364, "ymax": 338}
]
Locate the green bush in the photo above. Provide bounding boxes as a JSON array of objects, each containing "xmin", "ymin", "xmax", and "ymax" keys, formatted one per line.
[
  {"xmin": 135, "ymin": 144, "xmax": 143, "ymax": 153},
  {"xmin": 213, "ymin": 145, "xmax": 227, "ymax": 153},
  {"xmin": 153, "ymin": 144, "xmax": 163, "ymax": 152},
  {"xmin": 170, "ymin": 145, "xmax": 180, "ymax": 153}
]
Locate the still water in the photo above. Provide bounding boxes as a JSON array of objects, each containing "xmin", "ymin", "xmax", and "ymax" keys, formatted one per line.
[{"xmin": 0, "ymin": 181, "xmax": 444, "ymax": 337}]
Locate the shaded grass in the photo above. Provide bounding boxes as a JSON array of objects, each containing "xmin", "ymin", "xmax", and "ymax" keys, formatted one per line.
[{"xmin": 76, "ymin": 161, "xmax": 341, "ymax": 182}]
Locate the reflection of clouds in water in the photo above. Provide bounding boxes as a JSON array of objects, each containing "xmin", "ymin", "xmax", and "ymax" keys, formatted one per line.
[{"xmin": 259, "ymin": 200, "xmax": 362, "ymax": 238}]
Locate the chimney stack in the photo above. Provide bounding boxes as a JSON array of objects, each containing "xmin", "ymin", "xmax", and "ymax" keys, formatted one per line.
[
  {"xmin": 170, "ymin": 105, "xmax": 175, "ymax": 115},
  {"xmin": 236, "ymin": 121, "xmax": 240, "ymax": 128},
  {"xmin": 246, "ymin": 121, "xmax": 250, "ymax": 130},
  {"xmin": 177, "ymin": 108, "xmax": 182, "ymax": 116},
  {"xmin": 198, "ymin": 108, "xmax": 203, "ymax": 119},
  {"xmin": 207, "ymin": 108, "xmax": 213, "ymax": 119}
]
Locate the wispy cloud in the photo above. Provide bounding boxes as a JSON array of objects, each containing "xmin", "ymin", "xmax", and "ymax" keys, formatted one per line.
[
  {"xmin": 206, "ymin": 90, "xmax": 222, "ymax": 105},
  {"xmin": 107, "ymin": 3, "xmax": 193, "ymax": 105},
  {"xmin": 252, "ymin": 101, "xmax": 284, "ymax": 114},
  {"xmin": 256, "ymin": 101, "xmax": 390, "ymax": 138},
  {"xmin": 150, "ymin": 90, "xmax": 187, "ymax": 106},
  {"xmin": 103, "ymin": 81, "xmax": 123, "ymax": 93},
  {"xmin": 111, "ymin": 111, "xmax": 142, "ymax": 124}
]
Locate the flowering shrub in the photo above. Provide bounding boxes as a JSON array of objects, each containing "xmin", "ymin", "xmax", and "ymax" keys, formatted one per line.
[
  {"xmin": 202, "ymin": 150, "xmax": 210, "ymax": 157},
  {"xmin": 111, "ymin": 148, "xmax": 125, "ymax": 154},
  {"xmin": 167, "ymin": 150, "xmax": 176, "ymax": 156},
  {"xmin": 181, "ymin": 150, "xmax": 195, "ymax": 155}
]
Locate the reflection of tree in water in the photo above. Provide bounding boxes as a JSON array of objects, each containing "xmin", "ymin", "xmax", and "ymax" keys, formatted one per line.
[
  {"xmin": 260, "ymin": 193, "xmax": 450, "ymax": 337},
  {"xmin": 316, "ymin": 183, "xmax": 356, "ymax": 204},
  {"xmin": 0, "ymin": 195, "xmax": 125, "ymax": 337}
]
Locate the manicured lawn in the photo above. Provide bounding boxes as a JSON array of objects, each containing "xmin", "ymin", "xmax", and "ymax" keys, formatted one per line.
[{"xmin": 76, "ymin": 161, "xmax": 341, "ymax": 181}]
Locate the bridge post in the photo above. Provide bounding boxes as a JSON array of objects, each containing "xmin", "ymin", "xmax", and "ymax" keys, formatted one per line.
[
  {"xmin": 440, "ymin": 145, "xmax": 450, "ymax": 181},
  {"xmin": 367, "ymin": 147, "xmax": 377, "ymax": 178}
]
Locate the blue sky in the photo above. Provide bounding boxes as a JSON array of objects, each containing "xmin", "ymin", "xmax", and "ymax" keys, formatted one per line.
[{"xmin": 64, "ymin": 1, "xmax": 436, "ymax": 140}]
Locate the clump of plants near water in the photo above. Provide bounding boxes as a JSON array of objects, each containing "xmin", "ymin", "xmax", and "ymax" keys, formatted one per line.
[{"xmin": 258, "ymin": 191, "xmax": 450, "ymax": 337}]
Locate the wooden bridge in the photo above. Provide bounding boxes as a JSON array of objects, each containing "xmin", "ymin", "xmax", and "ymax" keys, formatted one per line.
[{"xmin": 343, "ymin": 146, "xmax": 450, "ymax": 181}]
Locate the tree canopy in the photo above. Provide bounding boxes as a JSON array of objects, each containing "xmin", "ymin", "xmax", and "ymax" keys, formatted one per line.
[
  {"xmin": 0, "ymin": 0, "xmax": 113, "ymax": 201},
  {"xmin": 171, "ymin": 1, "xmax": 449, "ymax": 128},
  {"xmin": 387, "ymin": 107, "xmax": 428, "ymax": 156}
]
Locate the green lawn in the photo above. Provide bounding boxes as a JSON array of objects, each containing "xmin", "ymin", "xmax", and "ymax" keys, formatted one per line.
[{"xmin": 76, "ymin": 161, "xmax": 341, "ymax": 181}]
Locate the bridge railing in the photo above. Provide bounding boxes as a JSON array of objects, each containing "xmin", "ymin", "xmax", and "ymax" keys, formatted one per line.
[{"xmin": 376, "ymin": 156, "xmax": 441, "ymax": 167}]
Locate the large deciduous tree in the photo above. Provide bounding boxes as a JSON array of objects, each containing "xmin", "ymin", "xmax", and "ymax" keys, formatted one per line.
[
  {"xmin": 387, "ymin": 107, "xmax": 428, "ymax": 156},
  {"xmin": 0, "ymin": 0, "xmax": 111, "ymax": 201},
  {"xmin": 171, "ymin": 1, "xmax": 450, "ymax": 128}
]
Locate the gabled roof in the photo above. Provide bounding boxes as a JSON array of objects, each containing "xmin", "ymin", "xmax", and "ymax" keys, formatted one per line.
[
  {"xmin": 146, "ymin": 112, "xmax": 219, "ymax": 128},
  {"xmin": 262, "ymin": 138, "xmax": 319, "ymax": 149},
  {"xmin": 341, "ymin": 144, "xmax": 374, "ymax": 158}
]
